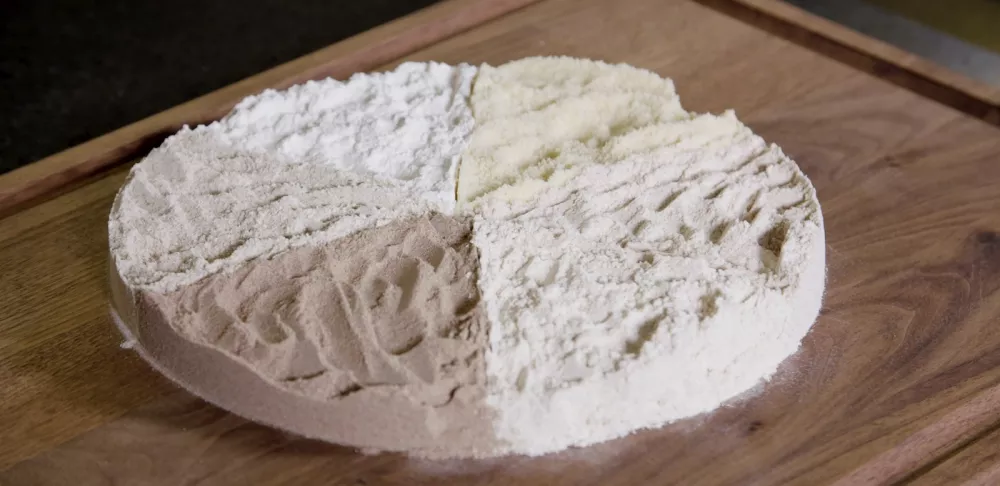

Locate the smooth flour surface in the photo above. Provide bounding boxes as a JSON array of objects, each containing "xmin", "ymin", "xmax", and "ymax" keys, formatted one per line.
[{"xmin": 109, "ymin": 57, "xmax": 825, "ymax": 458}]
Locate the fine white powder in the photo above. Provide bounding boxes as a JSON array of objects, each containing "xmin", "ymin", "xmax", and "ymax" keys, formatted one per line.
[
  {"xmin": 110, "ymin": 62, "xmax": 477, "ymax": 292},
  {"xmin": 218, "ymin": 62, "xmax": 477, "ymax": 211},
  {"xmin": 109, "ymin": 57, "xmax": 825, "ymax": 457}
]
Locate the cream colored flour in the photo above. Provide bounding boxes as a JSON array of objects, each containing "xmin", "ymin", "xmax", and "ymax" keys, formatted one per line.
[{"xmin": 457, "ymin": 57, "xmax": 687, "ymax": 205}]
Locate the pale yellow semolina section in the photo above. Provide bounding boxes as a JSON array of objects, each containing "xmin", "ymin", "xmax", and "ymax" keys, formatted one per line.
[{"xmin": 457, "ymin": 56, "xmax": 690, "ymax": 205}]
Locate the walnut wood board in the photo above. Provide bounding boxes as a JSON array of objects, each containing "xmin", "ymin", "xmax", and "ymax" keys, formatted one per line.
[
  {"xmin": 730, "ymin": 0, "xmax": 1000, "ymax": 113},
  {"xmin": 909, "ymin": 423, "xmax": 1000, "ymax": 486},
  {"xmin": 2, "ymin": 0, "xmax": 1000, "ymax": 484}
]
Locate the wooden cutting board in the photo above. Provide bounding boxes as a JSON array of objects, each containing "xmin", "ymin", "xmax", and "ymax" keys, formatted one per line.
[{"xmin": 1, "ymin": 0, "xmax": 999, "ymax": 484}]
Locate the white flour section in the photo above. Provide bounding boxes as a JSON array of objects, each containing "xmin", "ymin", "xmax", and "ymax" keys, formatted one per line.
[
  {"xmin": 219, "ymin": 62, "xmax": 477, "ymax": 211},
  {"xmin": 110, "ymin": 62, "xmax": 477, "ymax": 292},
  {"xmin": 473, "ymin": 111, "xmax": 825, "ymax": 455}
]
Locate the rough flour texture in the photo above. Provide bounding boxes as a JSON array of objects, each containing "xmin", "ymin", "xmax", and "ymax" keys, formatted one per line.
[
  {"xmin": 109, "ymin": 57, "xmax": 826, "ymax": 458},
  {"xmin": 472, "ymin": 121, "xmax": 825, "ymax": 454}
]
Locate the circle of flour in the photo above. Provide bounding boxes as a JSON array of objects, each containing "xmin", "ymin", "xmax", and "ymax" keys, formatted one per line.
[{"xmin": 108, "ymin": 57, "xmax": 825, "ymax": 458}]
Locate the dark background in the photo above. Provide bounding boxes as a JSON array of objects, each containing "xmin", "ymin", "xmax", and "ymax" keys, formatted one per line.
[{"xmin": 0, "ymin": 0, "xmax": 440, "ymax": 174}]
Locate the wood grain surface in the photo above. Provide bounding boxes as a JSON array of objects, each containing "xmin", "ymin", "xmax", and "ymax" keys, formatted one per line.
[
  {"xmin": 0, "ymin": 0, "xmax": 543, "ymax": 217},
  {"xmin": 2, "ymin": 0, "xmax": 1000, "ymax": 484},
  {"xmin": 731, "ymin": 0, "xmax": 1000, "ymax": 108},
  {"xmin": 718, "ymin": 0, "xmax": 1000, "ymax": 127},
  {"xmin": 863, "ymin": 0, "xmax": 1000, "ymax": 57},
  {"xmin": 910, "ymin": 423, "xmax": 1000, "ymax": 485}
]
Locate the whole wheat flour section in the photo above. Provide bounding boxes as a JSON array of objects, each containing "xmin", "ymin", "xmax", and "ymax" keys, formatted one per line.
[
  {"xmin": 111, "ymin": 215, "xmax": 502, "ymax": 458},
  {"xmin": 108, "ymin": 56, "xmax": 825, "ymax": 459}
]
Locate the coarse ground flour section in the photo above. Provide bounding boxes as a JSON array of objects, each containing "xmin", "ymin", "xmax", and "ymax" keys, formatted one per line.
[{"xmin": 108, "ymin": 57, "xmax": 826, "ymax": 458}]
